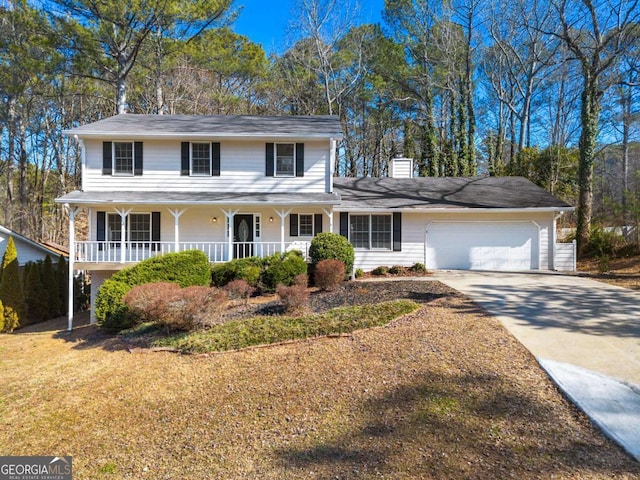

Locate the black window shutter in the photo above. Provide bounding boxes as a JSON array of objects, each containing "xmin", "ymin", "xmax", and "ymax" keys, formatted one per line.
[
  {"xmin": 290, "ymin": 214, "xmax": 299, "ymax": 237},
  {"xmin": 212, "ymin": 142, "xmax": 220, "ymax": 176},
  {"xmin": 266, "ymin": 143, "xmax": 274, "ymax": 176},
  {"xmin": 151, "ymin": 211, "xmax": 161, "ymax": 251},
  {"xmin": 295, "ymin": 143, "xmax": 304, "ymax": 177},
  {"xmin": 181, "ymin": 142, "xmax": 189, "ymax": 175},
  {"xmin": 339, "ymin": 212, "xmax": 348, "ymax": 238},
  {"xmin": 314, "ymin": 213, "xmax": 323, "ymax": 235},
  {"xmin": 97, "ymin": 211, "xmax": 106, "ymax": 250},
  {"xmin": 393, "ymin": 212, "xmax": 402, "ymax": 251},
  {"xmin": 134, "ymin": 142, "xmax": 143, "ymax": 176},
  {"xmin": 102, "ymin": 142, "xmax": 112, "ymax": 175}
]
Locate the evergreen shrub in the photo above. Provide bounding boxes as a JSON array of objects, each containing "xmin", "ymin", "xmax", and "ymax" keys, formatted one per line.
[{"xmin": 309, "ymin": 232, "xmax": 354, "ymax": 278}]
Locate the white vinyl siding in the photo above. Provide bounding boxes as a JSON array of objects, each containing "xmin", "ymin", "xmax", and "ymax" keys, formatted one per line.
[
  {"xmin": 337, "ymin": 211, "xmax": 554, "ymax": 273},
  {"xmin": 83, "ymin": 139, "xmax": 329, "ymax": 193}
]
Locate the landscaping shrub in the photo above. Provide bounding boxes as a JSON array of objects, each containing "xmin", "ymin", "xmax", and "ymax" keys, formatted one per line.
[
  {"xmin": 411, "ymin": 262, "xmax": 426, "ymax": 273},
  {"xmin": 211, "ymin": 257, "xmax": 263, "ymax": 287},
  {"xmin": 25, "ymin": 261, "xmax": 48, "ymax": 323},
  {"xmin": 276, "ymin": 284, "xmax": 309, "ymax": 313},
  {"xmin": 389, "ymin": 265, "xmax": 408, "ymax": 275},
  {"xmin": 225, "ymin": 279, "xmax": 255, "ymax": 303},
  {"xmin": 309, "ymin": 232, "xmax": 355, "ymax": 278},
  {"xmin": 372, "ymin": 266, "xmax": 389, "ymax": 276},
  {"xmin": 114, "ymin": 250, "xmax": 211, "ymax": 288},
  {"xmin": 589, "ymin": 225, "xmax": 625, "ymax": 257},
  {"xmin": 94, "ymin": 250, "xmax": 211, "ymax": 331},
  {"xmin": 122, "ymin": 282, "xmax": 181, "ymax": 323},
  {"xmin": 123, "ymin": 282, "xmax": 228, "ymax": 331},
  {"xmin": 355, "ymin": 268, "xmax": 364, "ymax": 278},
  {"xmin": 95, "ymin": 279, "xmax": 134, "ymax": 332},
  {"xmin": 57, "ymin": 255, "xmax": 68, "ymax": 316},
  {"xmin": 261, "ymin": 251, "xmax": 307, "ymax": 292},
  {"xmin": 0, "ymin": 236, "xmax": 25, "ymax": 332},
  {"xmin": 314, "ymin": 259, "xmax": 345, "ymax": 291},
  {"xmin": 292, "ymin": 273, "xmax": 308, "ymax": 287},
  {"xmin": 166, "ymin": 286, "xmax": 228, "ymax": 330},
  {"xmin": 41, "ymin": 255, "xmax": 60, "ymax": 317}
]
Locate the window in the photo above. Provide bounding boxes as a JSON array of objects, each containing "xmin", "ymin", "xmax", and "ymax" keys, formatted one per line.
[
  {"xmin": 113, "ymin": 142, "xmax": 134, "ymax": 175},
  {"xmin": 191, "ymin": 143, "xmax": 211, "ymax": 175},
  {"xmin": 349, "ymin": 214, "xmax": 392, "ymax": 250},
  {"xmin": 107, "ymin": 213, "xmax": 151, "ymax": 244},
  {"xmin": 276, "ymin": 143, "xmax": 295, "ymax": 176},
  {"xmin": 299, "ymin": 214, "xmax": 314, "ymax": 236}
]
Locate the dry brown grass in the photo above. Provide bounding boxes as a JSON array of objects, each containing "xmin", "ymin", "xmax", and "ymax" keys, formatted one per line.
[
  {"xmin": 1, "ymin": 287, "xmax": 638, "ymax": 479},
  {"xmin": 578, "ymin": 255, "xmax": 640, "ymax": 290}
]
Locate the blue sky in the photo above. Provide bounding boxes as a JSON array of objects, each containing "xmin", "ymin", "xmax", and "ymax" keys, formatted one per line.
[{"xmin": 232, "ymin": 0, "xmax": 385, "ymax": 55}]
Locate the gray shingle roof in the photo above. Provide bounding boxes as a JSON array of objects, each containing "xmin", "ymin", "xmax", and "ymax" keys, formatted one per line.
[
  {"xmin": 56, "ymin": 190, "xmax": 341, "ymax": 206},
  {"xmin": 65, "ymin": 114, "xmax": 343, "ymax": 139},
  {"xmin": 333, "ymin": 176, "xmax": 572, "ymax": 210}
]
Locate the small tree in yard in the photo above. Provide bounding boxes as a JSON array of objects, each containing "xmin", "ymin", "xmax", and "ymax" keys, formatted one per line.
[
  {"xmin": 57, "ymin": 255, "xmax": 68, "ymax": 316},
  {"xmin": 314, "ymin": 259, "xmax": 345, "ymax": 291},
  {"xmin": 0, "ymin": 237, "xmax": 26, "ymax": 332},
  {"xmin": 41, "ymin": 255, "xmax": 60, "ymax": 319},
  {"xmin": 26, "ymin": 261, "xmax": 48, "ymax": 322}
]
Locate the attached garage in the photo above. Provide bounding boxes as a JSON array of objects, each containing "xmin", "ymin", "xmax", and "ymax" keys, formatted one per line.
[
  {"xmin": 334, "ymin": 175, "xmax": 574, "ymax": 273},
  {"xmin": 425, "ymin": 221, "xmax": 539, "ymax": 271}
]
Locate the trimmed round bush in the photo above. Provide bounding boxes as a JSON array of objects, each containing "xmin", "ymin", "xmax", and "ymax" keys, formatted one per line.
[
  {"xmin": 211, "ymin": 257, "xmax": 264, "ymax": 287},
  {"xmin": 309, "ymin": 232, "xmax": 354, "ymax": 278},
  {"xmin": 95, "ymin": 279, "xmax": 134, "ymax": 332},
  {"xmin": 261, "ymin": 252, "xmax": 308, "ymax": 292}
]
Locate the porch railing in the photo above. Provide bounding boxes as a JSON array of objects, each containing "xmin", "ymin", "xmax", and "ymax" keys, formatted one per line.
[{"xmin": 74, "ymin": 241, "xmax": 310, "ymax": 264}]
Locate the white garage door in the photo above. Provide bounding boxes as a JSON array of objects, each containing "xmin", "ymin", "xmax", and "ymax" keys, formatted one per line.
[{"xmin": 425, "ymin": 222, "xmax": 538, "ymax": 271}]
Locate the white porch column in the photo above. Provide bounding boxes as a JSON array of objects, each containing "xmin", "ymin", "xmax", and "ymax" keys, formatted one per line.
[
  {"xmin": 65, "ymin": 204, "xmax": 78, "ymax": 331},
  {"xmin": 222, "ymin": 209, "xmax": 239, "ymax": 261},
  {"xmin": 275, "ymin": 209, "xmax": 292, "ymax": 254},
  {"xmin": 168, "ymin": 208, "xmax": 186, "ymax": 253},
  {"xmin": 322, "ymin": 208, "xmax": 334, "ymax": 233},
  {"xmin": 115, "ymin": 208, "xmax": 132, "ymax": 263}
]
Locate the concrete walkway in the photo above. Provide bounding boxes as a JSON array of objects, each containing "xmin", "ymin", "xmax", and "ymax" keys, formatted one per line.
[{"xmin": 435, "ymin": 271, "xmax": 640, "ymax": 461}]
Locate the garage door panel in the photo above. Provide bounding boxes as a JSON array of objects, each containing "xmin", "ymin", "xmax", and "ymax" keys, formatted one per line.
[{"xmin": 426, "ymin": 222, "xmax": 537, "ymax": 271}]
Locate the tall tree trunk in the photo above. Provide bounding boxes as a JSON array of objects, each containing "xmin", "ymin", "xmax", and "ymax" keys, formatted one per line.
[
  {"xmin": 576, "ymin": 76, "xmax": 601, "ymax": 255},
  {"xmin": 116, "ymin": 75, "xmax": 127, "ymax": 114}
]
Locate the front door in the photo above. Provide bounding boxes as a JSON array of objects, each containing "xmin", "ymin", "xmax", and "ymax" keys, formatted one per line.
[{"xmin": 234, "ymin": 214, "xmax": 254, "ymax": 258}]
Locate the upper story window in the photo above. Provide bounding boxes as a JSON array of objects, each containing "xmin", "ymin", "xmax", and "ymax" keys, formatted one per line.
[
  {"xmin": 191, "ymin": 143, "xmax": 211, "ymax": 176},
  {"xmin": 103, "ymin": 141, "xmax": 143, "ymax": 176},
  {"xmin": 181, "ymin": 142, "xmax": 220, "ymax": 176},
  {"xmin": 113, "ymin": 142, "xmax": 134, "ymax": 175},
  {"xmin": 266, "ymin": 142, "xmax": 304, "ymax": 178},
  {"xmin": 276, "ymin": 143, "xmax": 295, "ymax": 177}
]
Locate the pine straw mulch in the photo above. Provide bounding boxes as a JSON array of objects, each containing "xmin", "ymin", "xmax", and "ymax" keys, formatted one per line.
[
  {"xmin": 578, "ymin": 255, "xmax": 640, "ymax": 290},
  {"xmin": 1, "ymin": 280, "xmax": 639, "ymax": 479}
]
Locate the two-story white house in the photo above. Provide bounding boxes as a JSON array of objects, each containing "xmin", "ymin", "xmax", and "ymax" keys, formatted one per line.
[{"xmin": 56, "ymin": 114, "xmax": 573, "ymax": 329}]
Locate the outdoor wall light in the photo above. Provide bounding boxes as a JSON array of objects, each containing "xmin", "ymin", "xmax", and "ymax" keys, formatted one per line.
[
  {"xmin": 211, "ymin": 217, "xmax": 218, "ymax": 223},
  {"xmin": 269, "ymin": 217, "xmax": 274, "ymax": 222}
]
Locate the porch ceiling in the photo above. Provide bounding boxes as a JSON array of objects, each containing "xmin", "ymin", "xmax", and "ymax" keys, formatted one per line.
[{"xmin": 55, "ymin": 190, "xmax": 341, "ymax": 206}]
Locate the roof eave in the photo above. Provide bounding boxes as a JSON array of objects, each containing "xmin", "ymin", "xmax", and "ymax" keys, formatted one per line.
[
  {"xmin": 64, "ymin": 131, "xmax": 344, "ymax": 141},
  {"xmin": 333, "ymin": 206, "xmax": 574, "ymax": 213}
]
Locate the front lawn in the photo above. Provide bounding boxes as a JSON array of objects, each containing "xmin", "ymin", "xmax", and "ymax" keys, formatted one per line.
[{"xmin": 1, "ymin": 281, "xmax": 637, "ymax": 479}]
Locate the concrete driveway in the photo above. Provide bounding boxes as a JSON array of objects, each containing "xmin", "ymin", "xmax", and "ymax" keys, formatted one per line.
[{"xmin": 436, "ymin": 270, "xmax": 640, "ymax": 460}]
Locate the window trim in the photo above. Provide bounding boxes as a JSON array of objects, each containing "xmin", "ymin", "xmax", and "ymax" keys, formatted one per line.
[
  {"xmin": 112, "ymin": 141, "xmax": 135, "ymax": 177},
  {"xmin": 348, "ymin": 213, "xmax": 393, "ymax": 251},
  {"xmin": 298, "ymin": 213, "xmax": 314, "ymax": 237},
  {"xmin": 274, "ymin": 142, "xmax": 295, "ymax": 177},
  {"xmin": 190, "ymin": 142, "xmax": 212, "ymax": 176},
  {"xmin": 106, "ymin": 212, "xmax": 153, "ymax": 244}
]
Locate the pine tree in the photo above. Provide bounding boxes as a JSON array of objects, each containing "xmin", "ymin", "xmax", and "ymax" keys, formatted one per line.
[
  {"xmin": 26, "ymin": 261, "xmax": 47, "ymax": 322},
  {"xmin": 41, "ymin": 255, "xmax": 60, "ymax": 319},
  {"xmin": 0, "ymin": 237, "xmax": 25, "ymax": 332}
]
